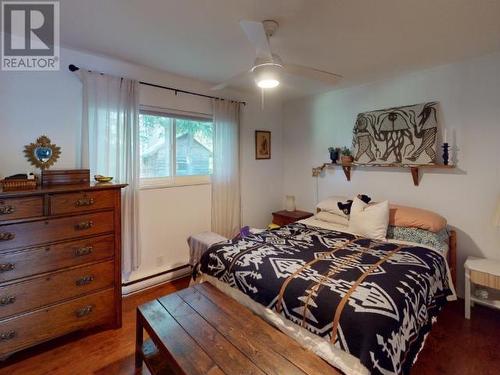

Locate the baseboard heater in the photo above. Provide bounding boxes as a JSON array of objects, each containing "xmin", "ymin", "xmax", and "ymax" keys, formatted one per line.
[{"xmin": 122, "ymin": 264, "xmax": 191, "ymax": 295}]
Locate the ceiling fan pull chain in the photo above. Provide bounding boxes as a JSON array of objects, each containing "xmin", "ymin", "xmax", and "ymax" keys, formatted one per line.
[{"xmin": 261, "ymin": 87, "xmax": 265, "ymax": 111}]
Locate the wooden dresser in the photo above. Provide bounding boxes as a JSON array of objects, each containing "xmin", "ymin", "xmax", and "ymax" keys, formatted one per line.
[{"xmin": 0, "ymin": 183, "xmax": 126, "ymax": 357}]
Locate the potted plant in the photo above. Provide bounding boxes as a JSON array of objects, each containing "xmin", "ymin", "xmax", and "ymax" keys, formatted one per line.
[
  {"xmin": 328, "ymin": 147, "xmax": 340, "ymax": 164},
  {"xmin": 340, "ymin": 147, "xmax": 354, "ymax": 164}
]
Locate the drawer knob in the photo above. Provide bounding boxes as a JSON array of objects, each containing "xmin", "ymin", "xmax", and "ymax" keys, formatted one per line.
[
  {"xmin": 0, "ymin": 296, "xmax": 16, "ymax": 306},
  {"xmin": 0, "ymin": 263, "xmax": 15, "ymax": 272},
  {"xmin": 76, "ymin": 275, "xmax": 94, "ymax": 286},
  {"xmin": 75, "ymin": 305, "xmax": 94, "ymax": 318},
  {"xmin": 0, "ymin": 232, "xmax": 15, "ymax": 241},
  {"xmin": 75, "ymin": 197, "xmax": 95, "ymax": 207},
  {"xmin": 0, "ymin": 205, "xmax": 14, "ymax": 215},
  {"xmin": 75, "ymin": 246, "xmax": 93, "ymax": 257},
  {"xmin": 0, "ymin": 331, "xmax": 16, "ymax": 341},
  {"xmin": 75, "ymin": 221, "xmax": 94, "ymax": 230}
]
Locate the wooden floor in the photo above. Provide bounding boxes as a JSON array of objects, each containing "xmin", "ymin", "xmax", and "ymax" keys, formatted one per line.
[{"xmin": 1, "ymin": 277, "xmax": 499, "ymax": 375}]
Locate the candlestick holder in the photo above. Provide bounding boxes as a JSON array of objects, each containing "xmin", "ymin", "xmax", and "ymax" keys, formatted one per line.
[{"xmin": 442, "ymin": 143, "xmax": 449, "ymax": 165}]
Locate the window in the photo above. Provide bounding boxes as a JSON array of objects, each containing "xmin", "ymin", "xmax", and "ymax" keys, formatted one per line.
[
  {"xmin": 175, "ymin": 118, "xmax": 213, "ymax": 176},
  {"xmin": 139, "ymin": 113, "xmax": 172, "ymax": 179},
  {"xmin": 139, "ymin": 110, "xmax": 213, "ymax": 186}
]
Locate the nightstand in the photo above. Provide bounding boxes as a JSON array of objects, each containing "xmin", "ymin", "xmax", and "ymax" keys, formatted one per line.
[
  {"xmin": 464, "ymin": 256, "xmax": 500, "ymax": 319},
  {"xmin": 272, "ymin": 210, "xmax": 314, "ymax": 226}
]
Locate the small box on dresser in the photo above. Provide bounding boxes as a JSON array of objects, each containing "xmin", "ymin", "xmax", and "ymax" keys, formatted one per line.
[
  {"xmin": 0, "ymin": 181, "xmax": 126, "ymax": 358},
  {"xmin": 41, "ymin": 169, "xmax": 90, "ymax": 186}
]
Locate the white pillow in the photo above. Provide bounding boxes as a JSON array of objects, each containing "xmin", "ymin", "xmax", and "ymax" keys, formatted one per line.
[
  {"xmin": 348, "ymin": 197, "xmax": 389, "ymax": 240},
  {"xmin": 315, "ymin": 211, "xmax": 349, "ymax": 226},
  {"xmin": 316, "ymin": 196, "xmax": 349, "ymax": 218}
]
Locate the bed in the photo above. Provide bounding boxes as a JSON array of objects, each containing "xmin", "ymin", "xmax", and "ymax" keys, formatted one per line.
[{"xmin": 194, "ymin": 215, "xmax": 457, "ymax": 375}]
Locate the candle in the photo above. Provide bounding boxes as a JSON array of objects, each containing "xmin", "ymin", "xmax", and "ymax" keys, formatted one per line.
[{"xmin": 443, "ymin": 128, "xmax": 448, "ymax": 144}]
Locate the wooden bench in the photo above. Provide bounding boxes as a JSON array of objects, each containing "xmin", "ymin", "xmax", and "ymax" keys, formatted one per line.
[{"xmin": 135, "ymin": 282, "xmax": 341, "ymax": 375}]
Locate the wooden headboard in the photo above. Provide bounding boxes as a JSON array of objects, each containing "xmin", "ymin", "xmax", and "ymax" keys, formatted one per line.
[{"xmin": 448, "ymin": 230, "xmax": 457, "ymax": 287}]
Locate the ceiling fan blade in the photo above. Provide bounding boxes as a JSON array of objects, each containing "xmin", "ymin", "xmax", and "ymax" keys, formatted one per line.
[
  {"xmin": 284, "ymin": 64, "xmax": 342, "ymax": 85},
  {"xmin": 239, "ymin": 20, "xmax": 272, "ymax": 59},
  {"xmin": 210, "ymin": 70, "xmax": 251, "ymax": 91},
  {"xmin": 211, "ymin": 81, "xmax": 232, "ymax": 91}
]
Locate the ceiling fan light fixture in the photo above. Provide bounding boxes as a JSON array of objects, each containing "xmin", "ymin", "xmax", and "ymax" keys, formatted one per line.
[
  {"xmin": 252, "ymin": 63, "xmax": 282, "ymax": 89},
  {"xmin": 257, "ymin": 79, "xmax": 280, "ymax": 89},
  {"xmin": 210, "ymin": 20, "xmax": 341, "ymax": 92}
]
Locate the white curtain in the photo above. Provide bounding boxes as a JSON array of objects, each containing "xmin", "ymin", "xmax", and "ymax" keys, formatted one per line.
[
  {"xmin": 212, "ymin": 99, "xmax": 241, "ymax": 238},
  {"xmin": 79, "ymin": 70, "xmax": 141, "ymax": 278}
]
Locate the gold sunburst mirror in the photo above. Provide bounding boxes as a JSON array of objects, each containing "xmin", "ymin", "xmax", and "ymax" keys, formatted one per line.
[{"xmin": 24, "ymin": 135, "xmax": 61, "ymax": 170}]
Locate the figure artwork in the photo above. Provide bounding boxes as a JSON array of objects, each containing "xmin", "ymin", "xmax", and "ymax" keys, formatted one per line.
[{"xmin": 352, "ymin": 102, "xmax": 439, "ymax": 165}]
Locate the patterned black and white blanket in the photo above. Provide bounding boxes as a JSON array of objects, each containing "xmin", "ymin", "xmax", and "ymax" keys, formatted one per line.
[{"xmin": 196, "ymin": 223, "xmax": 455, "ymax": 375}]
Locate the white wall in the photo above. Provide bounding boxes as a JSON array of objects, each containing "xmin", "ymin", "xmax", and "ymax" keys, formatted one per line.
[
  {"xmin": 241, "ymin": 96, "xmax": 284, "ymax": 227},
  {"xmin": 0, "ymin": 47, "xmax": 283, "ymax": 283},
  {"xmin": 282, "ymin": 52, "xmax": 500, "ymax": 296}
]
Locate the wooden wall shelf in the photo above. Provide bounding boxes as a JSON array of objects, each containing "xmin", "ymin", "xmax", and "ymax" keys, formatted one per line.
[{"xmin": 312, "ymin": 163, "xmax": 455, "ymax": 186}]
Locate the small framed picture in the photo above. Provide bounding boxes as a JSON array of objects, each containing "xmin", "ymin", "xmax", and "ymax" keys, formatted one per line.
[{"xmin": 255, "ymin": 130, "xmax": 271, "ymax": 159}]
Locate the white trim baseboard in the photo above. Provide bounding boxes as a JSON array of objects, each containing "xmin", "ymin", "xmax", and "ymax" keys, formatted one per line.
[{"xmin": 121, "ymin": 266, "xmax": 191, "ymax": 296}]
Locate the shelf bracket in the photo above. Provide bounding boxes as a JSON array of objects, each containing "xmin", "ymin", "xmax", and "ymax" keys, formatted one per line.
[
  {"xmin": 410, "ymin": 167, "xmax": 419, "ymax": 186},
  {"xmin": 342, "ymin": 165, "xmax": 351, "ymax": 181}
]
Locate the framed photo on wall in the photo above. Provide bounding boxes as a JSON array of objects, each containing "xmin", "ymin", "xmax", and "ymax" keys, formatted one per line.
[{"xmin": 255, "ymin": 130, "xmax": 271, "ymax": 159}]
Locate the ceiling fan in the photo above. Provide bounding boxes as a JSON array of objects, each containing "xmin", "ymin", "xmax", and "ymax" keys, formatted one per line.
[{"xmin": 211, "ymin": 20, "xmax": 342, "ymax": 91}]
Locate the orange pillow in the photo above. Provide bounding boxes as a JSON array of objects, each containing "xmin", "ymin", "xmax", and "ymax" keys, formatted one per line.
[{"xmin": 389, "ymin": 204, "xmax": 447, "ymax": 233}]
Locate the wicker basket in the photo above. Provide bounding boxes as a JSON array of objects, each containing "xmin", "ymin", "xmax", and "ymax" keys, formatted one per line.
[{"xmin": 0, "ymin": 178, "xmax": 38, "ymax": 191}]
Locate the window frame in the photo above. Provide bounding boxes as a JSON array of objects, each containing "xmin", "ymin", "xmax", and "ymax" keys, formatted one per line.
[{"xmin": 139, "ymin": 106, "xmax": 213, "ymax": 190}]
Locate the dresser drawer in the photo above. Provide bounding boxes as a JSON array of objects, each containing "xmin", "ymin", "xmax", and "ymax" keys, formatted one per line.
[
  {"xmin": 0, "ymin": 211, "xmax": 114, "ymax": 251},
  {"xmin": 0, "ymin": 197, "xmax": 43, "ymax": 222},
  {"xmin": 0, "ymin": 260, "xmax": 114, "ymax": 319},
  {"xmin": 0, "ymin": 235, "xmax": 114, "ymax": 283},
  {"xmin": 0, "ymin": 288, "xmax": 114, "ymax": 355},
  {"xmin": 50, "ymin": 190, "xmax": 116, "ymax": 215}
]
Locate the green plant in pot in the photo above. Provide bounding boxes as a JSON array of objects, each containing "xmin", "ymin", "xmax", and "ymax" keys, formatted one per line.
[
  {"xmin": 328, "ymin": 147, "xmax": 340, "ymax": 164},
  {"xmin": 340, "ymin": 147, "xmax": 354, "ymax": 164}
]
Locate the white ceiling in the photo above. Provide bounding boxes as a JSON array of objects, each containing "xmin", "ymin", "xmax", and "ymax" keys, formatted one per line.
[{"xmin": 60, "ymin": 0, "xmax": 500, "ymax": 97}]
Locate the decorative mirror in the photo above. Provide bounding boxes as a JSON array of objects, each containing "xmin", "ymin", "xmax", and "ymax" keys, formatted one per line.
[{"xmin": 24, "ymin": 135, "xmax": 61, "ymax": 170}]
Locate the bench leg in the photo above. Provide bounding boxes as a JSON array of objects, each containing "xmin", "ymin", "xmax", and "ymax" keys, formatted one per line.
[{"xmin": 135, "ymin": 310, "xmax": 144, "ymax": 370}]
